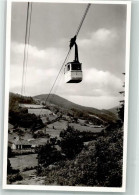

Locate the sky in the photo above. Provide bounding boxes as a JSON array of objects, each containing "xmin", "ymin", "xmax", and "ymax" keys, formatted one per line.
[{"xmin": 10, "ymin": 2, "xmax": 127, "ymax": 109}]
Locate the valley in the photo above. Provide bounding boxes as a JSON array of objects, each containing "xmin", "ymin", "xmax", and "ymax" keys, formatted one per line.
[{"xmin": 7, "ymin": 92, "xmax": 121, "ymax": 186}]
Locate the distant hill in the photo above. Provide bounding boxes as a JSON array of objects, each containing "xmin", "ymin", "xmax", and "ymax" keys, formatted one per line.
[
  {"xmin": 34, "ymin": 94, "xmax": 118, "ymax": 123},
  {"xmin": 9, "ymin": 92, "xmax": 36, "ymax": 104},
  {"xmin": 34, "ymin": 94, "xmax": 99, "ymax": 113},
  {"xmin": 9, "ymin": 92, "xmax": 118, "ymax": 124},
  {"xmin": 108, "ymin": 106, "xmax": 119, "ymax": 115}
]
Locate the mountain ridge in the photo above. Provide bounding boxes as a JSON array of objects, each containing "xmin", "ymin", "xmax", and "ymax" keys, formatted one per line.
[
  {"xmin": 9, "ymin": 92, "xmax": 118, "ymax": 123},
  {"xmin": 34, "ymin": 94, "xmax": 118, "ymax": 123}
]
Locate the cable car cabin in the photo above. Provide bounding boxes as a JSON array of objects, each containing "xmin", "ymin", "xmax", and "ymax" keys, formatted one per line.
[
  {"xmin": 64, "ymin": 62, "xmax": 82, "ymax": 83},
  {"xmin": 65, "ymin": 38, "xmax": 82, "ymax": 83}
]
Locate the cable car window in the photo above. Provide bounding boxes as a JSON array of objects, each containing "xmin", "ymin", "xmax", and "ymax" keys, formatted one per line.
[
  {"xmin": 71, "ymin": 63, "xmax": 81, "ymax": 70},
  {"xmin": 67, "ymin": 64, "xmax": 70, "ymax": 71}
]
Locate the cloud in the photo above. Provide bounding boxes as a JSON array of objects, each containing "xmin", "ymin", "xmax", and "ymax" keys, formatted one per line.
[
  {"xmin": 92, "ymin": 28, "xmax": 118, "ymax": 42},
  {"xmin": 57, "ymin": 68, "xmax": 123, "ymax": 98},
  {"xmin": 61, "ymin": 95, "xmax": 122, "ymax": 110},
  {"xmin": 79, "ymin": 28, "xmax": 118, "ymax": 48},
  {"xmin": 10, "ymin": 32, "xmax": 124, "ymax": 109},
  {"xmin": 11, "ymin": 42, "xmax": 65, "ymax": 69},
  {"xmin": 83, "ymin": 68, "xmax": 122, "ymax": 94},
  {"xmin": 10, "ymin": 42, "xmax": 65, "ymax": 95},
  {"xmin": 76, "ymin": 28, "xmax": 125, "ymax": 79}
]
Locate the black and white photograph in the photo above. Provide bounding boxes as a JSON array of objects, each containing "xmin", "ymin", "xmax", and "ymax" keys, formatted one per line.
[{"xmin": 3, "ymin": 0, "xmax": 131, "ymax": 192}]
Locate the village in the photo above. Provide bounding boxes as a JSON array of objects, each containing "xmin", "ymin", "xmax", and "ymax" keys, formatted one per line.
[
  {"xmin": 8, "ymin": 104, "xmax": 104, "ymax": 153},
  {"xmin": 8, "ymin": 95, "xmax": 106, "ymax": 185}
]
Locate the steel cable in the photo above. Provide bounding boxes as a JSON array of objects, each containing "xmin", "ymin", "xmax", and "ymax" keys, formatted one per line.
[{"xmin": 41, "ymin": 3, "xmax": 91, "ymax": 108}]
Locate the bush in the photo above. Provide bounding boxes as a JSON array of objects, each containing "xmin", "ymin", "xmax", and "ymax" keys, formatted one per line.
[
  {"xmin": 8, "ymin": 146, "xmax": 13, "ymax": 158},
  {"xmin": 37, "ymin": 142, "xmax": 62, "ymax": 171},
  {"xmin": 9, "ymin": 110, "xmax": 44, "ymax": 129},
  {"xmin": 44, "ymin": 127, "xmax": 123, "ymax": 187},
  {"xmin": 7, "ymin": 173, "xmax": 23, "ymax": 184},
  {"xmin": 60, "ymin": 126, "xmax": 84, "ymax": 159},
  {"xmin": 7, "ymin": 159, "xmax": 13, "ymax": 175},
  {"xmin": 7, "ymin": 159, "xmax": 22, "ymax": 184},
  {"xmin": 7, "ymin": 159, "xmax": 20, "ymax": 175},
  {"xmin": 23, "ymin": 166, "xmax": 37, "ymax": 171}
]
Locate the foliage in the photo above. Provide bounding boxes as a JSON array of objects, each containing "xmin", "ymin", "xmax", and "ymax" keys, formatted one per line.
[
  {"xmin": 8, "ymin": 146, "xmax": 13, "ymax": 158},
  {"xmin": 118, "ymin": 74, "xmax": 125, "ymax": 123},
  {"xmin": 118, "ymin": 104, "xmax": 124, "ymax": 123},
  {"xmin": 9, "ymin": 92, "xmax": 44, "ymax": 129},
  {"xmin": 93, "ymin": 130, "xmax": 123, "ymax": 187},
  {"xmin": 7, "ymin": 159, "xmax": 13, "ymax": 175},
  {"xmin": 23, "ymin": 166, "xmax": 37, "ymax": 171},
  {"xmin": 7, "ymin": 173, "xmax": 23, "ymax": 184},
  {"xmin": 9, "ymin": 92, "xmax": 36, "ymax": 109},
  {"xmin": 71, "ymin": 108, "xmax": 104, "ymax": 125},
  {"xmin": 9, "ymin": 110, "xmax": 44, "ymax": 129},
  {"xmin": 33, "ymin": 130, "xmax": 48, "ymax": 138},
  {"xmin": 60, "ymin": 126, "xmax": 84, "ymax": 159},
  {"xmin": 12, "ymin": 150, "xmax": 35, "ymax": 156},
  {"xmin": 37, "ymin": 142, "xmax": 62, "ymax": 171},
  {"xmin": 44, "ymin": 127, "xmax": 123, "ymax": 187},
  {"xmin": 79, "ymin": 131, "xmax": 99, "ymax": 142},
  {"xmin": 7, "ymin": 159, "xmax": 20, "ymax": 175}
]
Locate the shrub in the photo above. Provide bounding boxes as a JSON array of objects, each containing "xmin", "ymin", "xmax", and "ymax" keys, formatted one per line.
[
  {"xmin": 7, "ymin": 159, "xmax": 20, "ymax": 175},
  {"xmin": 44, "ymin": 127, "xmax": 123, "ymax": 187},
  {"xmin": 37, "ymin": 142, "xmax": 62, "ymax": 170},
  {"xmin": 8, "ymin": 146, "xmax": 13, "ymax": 158},
  {"xmin": 7, "ymin": 159, "xmax": 13, "ymax": 175},
  {"xmin": 60, "ymin": 126, "xmax": 84, "ymax": 159},
  {"xmin": 7, "ymin": 173, "xmax": 23, "ymax": 184},
  {"xmin": 23, "ymin": 166, "xmax": 37, "ymax": 171},
  {"xmin": 9, "ymin": 110, "xmax": 44, "ymax": 129}
]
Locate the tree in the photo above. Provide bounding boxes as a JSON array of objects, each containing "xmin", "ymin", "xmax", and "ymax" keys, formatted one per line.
[
  {"xmin": 60, "ymin": 126, "xmax": 83, "ymax": 159},
  {"xmin": 118, "ymin": 102, "xmax": 124, "ymax": 122},
  {"xmin": 9, "ymin": 110, "xmax": 44, "ymax": 129},
  {"xmin": 44, "ymin": 127, "xmax": 123, "ymax": 187},
  {"xmin": 7, "ymin": 159, "xmax": 13, "ymax": 174},
  {"xmin": 37, "ymin": 142, "xmax": 62, "ymax": 169},
  {"xmin": 8, "ymin": 146, "xmax": 12, "ymax": 158},
  {"xmin": 118, "ymin": 73, "xmax": 125, "ymax": 124}
]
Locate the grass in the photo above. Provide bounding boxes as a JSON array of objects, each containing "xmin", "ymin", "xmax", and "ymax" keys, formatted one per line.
[
  {"xmin": 20, "ymin": 104, "xmax": 43, "ymax": 108},
  {"xmin": 47, "ymin": 120, "xmax": 68, "ymax": 130},
  {"xmin": 9, "ymin": 154, "xmax": 38, "ymax": 171},
  {"xmin": 28, "ymin": 108, "xmax": 52, "ymax": 116},
  {"xmin": 69, "ymin": 123, "xmax": 103, "ymax": 133},
  {"xmin": 45, "ymin": 128, "xmax": 61, "ymax": 138}
]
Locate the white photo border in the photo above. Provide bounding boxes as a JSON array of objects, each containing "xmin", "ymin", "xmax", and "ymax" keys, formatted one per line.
[{"xmin": 3, "ymin": 0, "xmax": 131, "ymax": 192}]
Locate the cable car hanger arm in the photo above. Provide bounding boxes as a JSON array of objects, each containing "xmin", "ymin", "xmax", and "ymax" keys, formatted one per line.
[
  {"xmin": 43, "ymin": 3, "xmax": 91, "ymax": 102},
  {"xmin": 69, "ymin": 3, "xmax": 91, "ymax": 49}
]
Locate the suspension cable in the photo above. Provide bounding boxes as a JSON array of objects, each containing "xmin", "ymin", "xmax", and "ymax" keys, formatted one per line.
[
  {"xmin": 21, "ymin": 2, "xmax": 29, "ymax": 96},
  {"xmin": 39, "ymin": 49, "xmax": 71, "ymax": 115},
  {"xmin": 76, "ymin": 4, "xmax": 91, "ymax": 37},
  {"xmin": 42, "ymin": 3, "xmax": 91, "ymax": 107},
  {"xmin": 21, "ymin": 3, "xmax": 91, "ymax": 112},
  {"xmin": 23, "ymin": 2, "xmax": 33, "ymax": 95},
  {"xmin": 21, "ymin": 2, "xmax": 32, "ymax": 96}
]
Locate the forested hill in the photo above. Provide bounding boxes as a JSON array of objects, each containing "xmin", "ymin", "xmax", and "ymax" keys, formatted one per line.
[
  {"xmin": 9, "ymin": 92, "xmax": 35, "ymax": 104},
  {"xmin": 9, "ymin": 92, "xmax": 36, "ymax": 111},
  {"xmin": 9, "ymin": 92, "xmax": 118, "ymax": 124},
  {"xmin": 34, "ymin": 94, "xmax": 118, "ymax": 123}
]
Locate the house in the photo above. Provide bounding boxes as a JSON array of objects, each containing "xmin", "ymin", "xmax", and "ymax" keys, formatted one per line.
[
  {"xmin": 29, "ymin": 138, "xmax": 47, "ymax": 148},
  {"xmin": 8, "ymin": 141, "xmax": 16, "ymax": 150},
  {"xmin": 15, "ymin": 140, "xmax": 32, "ymax": 149},
  {"xmin": 8, "ymin": 139, "xmax": 32, "ymax": 150}
]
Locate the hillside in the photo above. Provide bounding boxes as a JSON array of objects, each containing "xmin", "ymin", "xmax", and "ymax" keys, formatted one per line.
[
  {"xmin": 9, "ymin": 92, "xmax": 36, "ymax": 105},
  {"xmin": 34, "ymin": 94, "xmax": 99, "ymax": 113},
  {"xmin": 9, "ymin": 92, "xmax": 118, "ymax": 124},
  {"xmin": 108, "ymin": 106, "xmax": 119, "ymax": 115},
  {"xmin": 34, "ymin": 94, "xmax": 118, "ymax": 123}
]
